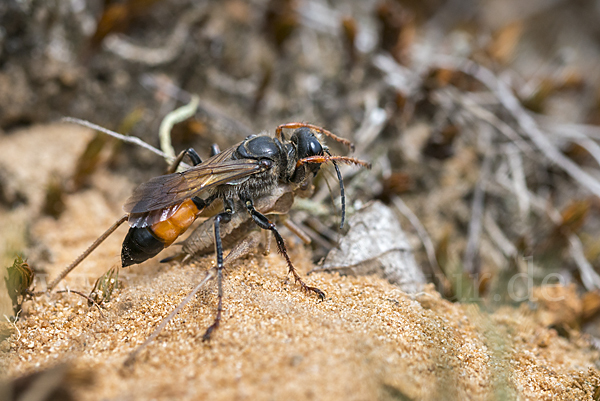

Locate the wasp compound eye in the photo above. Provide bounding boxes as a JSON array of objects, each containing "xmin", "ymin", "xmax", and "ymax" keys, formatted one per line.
[
  {"xmin": 304, "ymin": 137, "xmax": 323, "ymax": 157},
  {"xmin": 294, "ymin": 128, "xmax": 323, "ymax": 158}
]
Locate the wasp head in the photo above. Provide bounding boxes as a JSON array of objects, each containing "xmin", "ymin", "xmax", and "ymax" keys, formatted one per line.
[
  {"xmin": 288, "ymin": 127, "xmax": 325, "ymax": 182},
  {"xmin": 279, "ymin": 123, "xmax": 368, "ymax": 229},
  {"xmin": 292, "ymin": 127, "xmax": 324, "ymax": 159}
]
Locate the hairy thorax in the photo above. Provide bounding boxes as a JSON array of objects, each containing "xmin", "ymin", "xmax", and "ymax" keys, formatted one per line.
[{"xmin": 213, "ymin": 166, "xmax": 282, "ymax": 201}]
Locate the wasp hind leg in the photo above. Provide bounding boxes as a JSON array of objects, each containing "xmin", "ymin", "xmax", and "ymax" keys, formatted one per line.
[
  {"xmin": 242, "ymin": 197, "xmax": 325, "ymax": 300},
  {"xmin": 202, "ymin": 199, "xmax": 234, "ymax": 342}
]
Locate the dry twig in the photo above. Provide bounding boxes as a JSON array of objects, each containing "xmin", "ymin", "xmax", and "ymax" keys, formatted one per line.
[
  {"xmin": 463, "ymin": 140, "xmax": 492, "ymax": 276},
  {"xmin": 56, "ymin": 289, "xmax": 105, "ymax": 318},
  {"xmin": 391, "ymin": 196, "xmax": 451, "ymax": 294}
]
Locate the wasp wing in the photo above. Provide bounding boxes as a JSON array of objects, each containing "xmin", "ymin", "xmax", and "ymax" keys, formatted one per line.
[
  {"xmin": 127, "ymin": 204, "xmax": 182, "ymax": 228},
  {"xmin": 123, "ymin": 145, "xmax": 264, "ymax": 217}
]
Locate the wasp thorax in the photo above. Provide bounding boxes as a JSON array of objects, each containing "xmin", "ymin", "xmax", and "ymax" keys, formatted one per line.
[{"xmin": 236, "ymin": 135, "xmax": 281, "ymax": 161}]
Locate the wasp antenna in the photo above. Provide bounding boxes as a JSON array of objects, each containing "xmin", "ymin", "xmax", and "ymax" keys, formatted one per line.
[
  {"xmin": 313, "ymin": 126, "xmax": 355, "ymax": 152},
  {"xmin": 325, "ymin": 150, "xmax": 346, "ymax": 229},
  {"xmin": 332, "ymin": 159, "xmax": 345, "ymax": 229},
  {"xmin": 275, "ymin": 122, "xmax": 355, "ymax": 152},
  {"xmin": 295, "ymin": 155, "xmax": 371, "ymax": 169}
]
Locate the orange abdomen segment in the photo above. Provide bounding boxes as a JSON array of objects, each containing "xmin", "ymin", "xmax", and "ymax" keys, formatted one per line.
[{"xmin": 151, "ymin": 199, "xmax": 202, "ymax": 246}]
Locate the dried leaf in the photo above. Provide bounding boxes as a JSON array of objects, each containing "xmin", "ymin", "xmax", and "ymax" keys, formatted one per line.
[
  {"xmin": 317, "ymin": 201, "xmax": 425, "ymax": 293},
  {"xmin": 5, "ymin": 255, "xmax": 34, "ymax": 316}
]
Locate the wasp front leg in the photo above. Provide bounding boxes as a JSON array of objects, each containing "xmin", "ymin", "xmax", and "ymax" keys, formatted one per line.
[
  {"xmin": 242, "ymin": 196, "xmax": 325, "ymax": 300},
  {"xmin": 202, "ymin": 198, "xmax": 234, "ymax": 342}
]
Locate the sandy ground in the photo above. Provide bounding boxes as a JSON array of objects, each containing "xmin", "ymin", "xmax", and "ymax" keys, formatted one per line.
[{"xmin": 1, "ymin": 124, "xmax": 600, "ymax": 400}]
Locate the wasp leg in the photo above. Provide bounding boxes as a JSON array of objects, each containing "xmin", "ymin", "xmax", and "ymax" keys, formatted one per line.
[
  {"xmin": 186, "ymin": 148, "xmax": 202, "ymax": 165},
  {"xmin": 202, "ymin": 199, "xmax": 234, "ymax": 342},
  {"xmin": 242, "ymin": 197, "xmax": 325, "ymax": 300},
  {"xmin": 210, "ymin": 144, "xmax": 220, "ymax": 156},
  {"xmin": 167, "ymin": 147, "xmax": 203, "ymax": 174}
]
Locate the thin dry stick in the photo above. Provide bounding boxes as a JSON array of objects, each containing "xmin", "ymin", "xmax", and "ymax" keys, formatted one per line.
[
  {"xmin": 124, "ymin": 268, "xmax": 216, "ymax": 367},
  {"xmin": 545, "ymin": 123, "xmax": 600, "ymax": 169},
  {"xmin": 391, "ymin": 196, "xmax": 451, "ymax": 294},
  {"xmin": 463, "ymin": 134, "xmax": 493, "ymax": 275},
  {"xmin": 493, "ymin": 167, "xmax": 561, "ymax": 223},
  {"xmin": 548, "ymin": 121, "xmax": 600, "ymax": 141},
  {"xmin": 61, "ymin": 117, "xmax": 189, "ymax": 169},
  {"xmin": 372, "ymin": 53, "xmax": 422, "ymax": 96},
  {"xmin": 282, "ymin": 218, "xmax": 312, "ymax": 245},
  {"xmin": 56, "ymin": 289, "xmax": 105, "ymax": 318},
  {"xmin": 288, "ymin": 218, "xmax": 334, "ymax": 252},
  {"xmin": 45, "ymin": 215, "xmax": 128, "ymax": 292},
  {"xmin": 353, "ymin": 95, "xmax": 389, "ymax": 156},
  {"xmin": 569, "ymin": 236, "xmax": 600, "ymax": 290},
  {"xmin": 483, "ymin": 211, "xmax": 518, "ymax": 260},
  {"xmin": 505, "ymin": 144, "xmax": 530, "ymax": 219}
]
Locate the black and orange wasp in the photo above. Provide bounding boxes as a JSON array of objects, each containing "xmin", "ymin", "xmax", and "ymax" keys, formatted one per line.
[{"xmin": 47, "ymin": 122, "xmax": 370, "ymax": 340}]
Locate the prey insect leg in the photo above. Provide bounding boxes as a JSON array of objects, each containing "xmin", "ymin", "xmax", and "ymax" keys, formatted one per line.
[
  {"xmin": 242, "ymin": 197, "xmax": 325, "ymax": 300},
  {"xmin": 202, "ymin": 199, "xmax": 234, "ymax": 342},
  {"xmin": 45, "ymin": 214, "xmax": 129, "ymax": 292}
]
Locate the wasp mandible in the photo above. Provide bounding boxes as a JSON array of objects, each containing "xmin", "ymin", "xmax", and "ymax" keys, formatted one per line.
[{"xmin": 47, "ymin": 122, "xmax": 370, "ymax": 340}]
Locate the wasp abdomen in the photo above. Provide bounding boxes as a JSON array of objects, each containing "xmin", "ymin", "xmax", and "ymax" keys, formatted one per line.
[
  {"xmin": 122, "ymin": 198, "xmax": 203, "ymax": 267},
  {"xmin": 151, "ymin": 199, "xmax": 201, "ymax": 247},
  {"xmin": 122, "ymin": 227, "xmax": 164, "ymax": 267}
]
